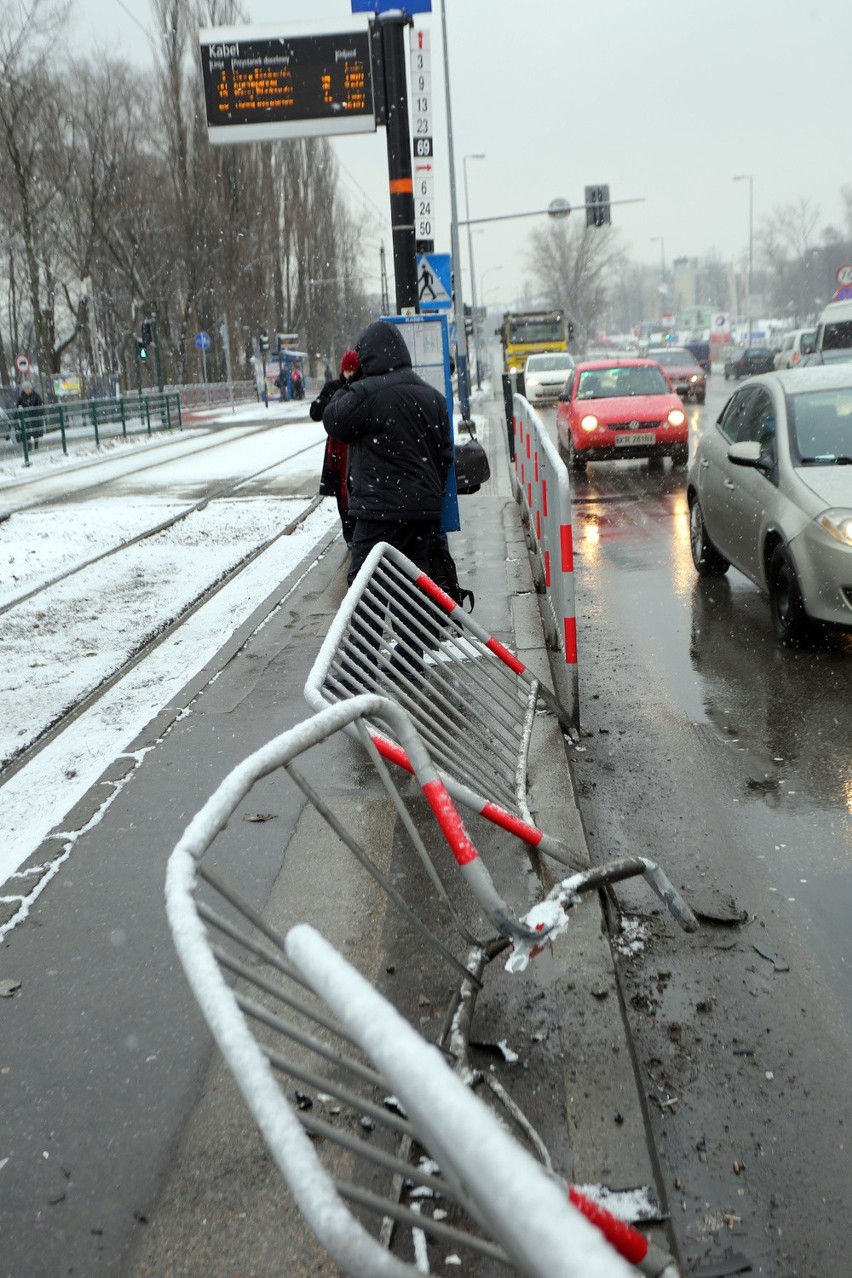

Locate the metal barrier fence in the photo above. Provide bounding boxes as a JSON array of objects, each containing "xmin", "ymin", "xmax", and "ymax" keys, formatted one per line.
[
  {"xmin": 304, "ymin": 542, "xmax": 583, "ymax": 869},
  {"xmin": 511, "ymin": 393, "xmax": 579, "ymax": 729},
  {"xmin": 165, "ymin": 695, "xmax": 681, "ymax": 1277},
  {"xmin": 166, "ymin": 380, "xmax": 257, "ymax": 411},
  {"xmin": 3, "ymin": 391, "xmax": 182, "ymax": 466}
]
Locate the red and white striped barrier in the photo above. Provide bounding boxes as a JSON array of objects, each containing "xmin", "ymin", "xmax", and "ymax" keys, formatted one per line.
[{"xmin": 512, "ymin": 395, "xmax": 579, "ymax": 729}]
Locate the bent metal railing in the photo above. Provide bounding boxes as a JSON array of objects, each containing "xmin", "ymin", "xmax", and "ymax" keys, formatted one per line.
[
  {"xmin": 304, "ymin": 542, "xmax": 583, "ymax": 870},
  {"xmin": 165, "ymin": 696, "xmax": 682, "ymax": 1277},
  {"xmin": 511, "ymin": 393, "xmax": 579, "ymax": 729}
]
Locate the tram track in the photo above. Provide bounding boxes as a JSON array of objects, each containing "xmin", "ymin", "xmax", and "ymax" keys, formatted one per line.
[
  {"xmin": 0, "ymin": 433, "xmax": 325, "ymax": 618},
  {"xmin": 0, "ymin": 494, "xmax": 326, "ymax": 785}
]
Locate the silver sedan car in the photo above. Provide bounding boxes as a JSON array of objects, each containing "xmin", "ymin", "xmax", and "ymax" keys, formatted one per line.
[{"xmin": 687, "ymin": 366, "xmax": 852, "ymax": 645}]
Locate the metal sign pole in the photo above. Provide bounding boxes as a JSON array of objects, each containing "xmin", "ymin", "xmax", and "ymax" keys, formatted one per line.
[
  {"xmin": 438, "ymin": 0, "xmax": 471, "ymax": 422},
  {"xmin": 378, "ymin": 15, "xmax": 419, "ymax": 313}
]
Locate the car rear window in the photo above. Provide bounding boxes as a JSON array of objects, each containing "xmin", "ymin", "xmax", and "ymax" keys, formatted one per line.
[{"xmin": 822, "ymin": 321, "xmax": 852, "ymax": 352}]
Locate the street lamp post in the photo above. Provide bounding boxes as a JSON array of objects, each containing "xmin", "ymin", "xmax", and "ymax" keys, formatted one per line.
[
  {"xmin": 651, "ymin": 236, "xmax": 666, "ymax": 320},
  {"xmin": 463, "ymin": 153, "xmax": 485, "ymax": 389},
  {"xmin": 733, "ymin": 174, "xmax": 754, "ymax": 343}
]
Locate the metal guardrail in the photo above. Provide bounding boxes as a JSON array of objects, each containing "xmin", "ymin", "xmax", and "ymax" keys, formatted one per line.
[
  {"xmin": 510, "ymin": 393, "xmax": 580, "ymax": 729},
  {"xmin": 165, "ymin": 380, "xmax": 257, "ymax": 411},
  {"xmin": 3, "ymin": 391, "xmax": 183, "ymax": 467},
  {"xmin": 166, "ymin": 696, "xmax": 681, "ymax": 1277},
  {"xmin": 305, "ymin": 542, "xmax": 583, "ymax": 868}
]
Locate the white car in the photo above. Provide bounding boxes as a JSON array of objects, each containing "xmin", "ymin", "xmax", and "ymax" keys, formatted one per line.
[
  {"xmin": 774, "ymin": 328, "xmax": 816, "ymax": 370},
  {"xmin": 522, "ymin": 352, "xmax": 574, "ymax": 405},
  {"xmin": 687, "ymin": 366, "xmax": 852, "ymax": 645}
]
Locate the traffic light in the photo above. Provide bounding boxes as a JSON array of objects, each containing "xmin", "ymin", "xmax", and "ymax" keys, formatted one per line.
[
  {"xmin": 584, "ymin": 184, "xmax": 611, "ymax": 229},
  {"xmin": 259, "ymin": 328, "xmax": 270, "ymax": 353},
  {"xmin": 141, "ymin": 320, "xmax": 154, "ymax": 346},
  {"xmin": 463, "ymin": 303, "xmax": 474, "ymax": 338},
  {"xmin": 136, "ymin": 337, "xmax": 148, "ymax": 361}
]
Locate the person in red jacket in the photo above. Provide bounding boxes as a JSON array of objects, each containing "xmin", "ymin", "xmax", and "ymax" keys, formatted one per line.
[{"xmin": 310, "ymin": 350, "xmax": 359, "ymax": 546}]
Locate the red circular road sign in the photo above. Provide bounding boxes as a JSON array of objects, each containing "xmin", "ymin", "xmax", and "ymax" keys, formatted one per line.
[
  {"xmin": 15, "ymin": 352, "xmax": 30, "ymax": 373},
  {"xmin": 835, "ymin": 264, "xmax": 852, "ymax": 286}
]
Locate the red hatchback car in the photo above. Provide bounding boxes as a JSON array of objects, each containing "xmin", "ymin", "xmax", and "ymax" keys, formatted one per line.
[{"xmin": 555, "ymin": 359, "xmax": 688, "ymax": 470}]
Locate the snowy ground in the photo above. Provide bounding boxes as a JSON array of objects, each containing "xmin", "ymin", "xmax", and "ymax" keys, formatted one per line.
[
  {"xmin": 0, "ymin": 402, "xmax": 339, "ymax": 898},
  {"xmin": 0, "ymin": 389, "xmax": 493, "ymax": 920}
]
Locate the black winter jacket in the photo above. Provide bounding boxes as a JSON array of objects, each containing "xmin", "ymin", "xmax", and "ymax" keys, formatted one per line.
[
  {"xmin": 309, "ymin": 376, "xmax": 344, "ymax": 421},
  {"xmin": 322, "ymin": 321, "xmax": 452, "ymax": 522}
]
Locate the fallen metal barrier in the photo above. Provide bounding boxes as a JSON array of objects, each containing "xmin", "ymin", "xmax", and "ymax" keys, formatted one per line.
[
  {"xmin": 511, "ymin": 394, "xmax": 579, "ymax": 729},
  {"xmin": 304, "ymin": 541, "xmax": 585, "ymax": 869},
  {"xmin": 166, "ymin": 696, "xmax": 682, "ymax": 1277}
]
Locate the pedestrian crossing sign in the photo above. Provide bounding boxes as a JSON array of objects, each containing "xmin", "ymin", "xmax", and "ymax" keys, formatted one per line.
[{"xmin": 417, "ymin": 253, "xmax": 452, "ymax": 311}]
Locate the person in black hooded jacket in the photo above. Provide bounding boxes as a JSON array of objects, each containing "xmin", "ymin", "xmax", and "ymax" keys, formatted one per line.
[{"xmin": 323, "ymin": 319, "xmax": 453, "ymax": 586}]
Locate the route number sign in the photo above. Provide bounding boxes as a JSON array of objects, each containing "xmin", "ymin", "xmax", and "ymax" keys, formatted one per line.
[
  {"xmin": 410, "ymin": 28, "xmax": 434, "ymax": 249},
  {"xmin": 199, "ymin": 25, "xmax": 377, "ymax": 144}
]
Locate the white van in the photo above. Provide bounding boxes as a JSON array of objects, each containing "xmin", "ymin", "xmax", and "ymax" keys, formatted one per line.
[
  {"xmin": 811, "ymin": 298, "xmax": 852, "ymax": 364},
  {"xmin": 773, "ymin": 327, "xmax": 816, "ymax": 369}
]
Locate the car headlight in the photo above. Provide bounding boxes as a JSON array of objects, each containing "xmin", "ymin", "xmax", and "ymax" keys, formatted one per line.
[
  {"xmin": 667, "ymin": 408, "xmax": 686, "ymax": 426},
  {"xmin": 818, "ymin": 508, "xmax": 852, "ymax": 547},
  {"xmin": 526, "ymin": 376, "xmax": 540, "ymax": 386},
  {"xmin": 580, "ymin": 414, "xmax": 599, "ymax": 432},
  {"xmin": 689, "ymin": 374, "xmax": 699, "ymax": 383}
]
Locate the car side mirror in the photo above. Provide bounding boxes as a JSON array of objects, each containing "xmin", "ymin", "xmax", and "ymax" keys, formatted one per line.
[{"xmin": 728, "ymin": 440, "xmax": 772, "ymax": 472}]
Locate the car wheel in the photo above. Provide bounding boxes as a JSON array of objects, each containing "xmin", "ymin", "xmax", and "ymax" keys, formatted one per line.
[
  {"xmin": 557, "ymin": 434, "xmax": 570, "ymax": 466},
  {"xmin": 724, "ymin": 369, "xmax": 730, "ymax": 381},
  {"xmin": 696, "ymin": 393, "xmax": 705, "ymax": 405},
  {"xmin": 768, "ymin": 544, "xmax": 814, "ymax": 647},
  {"xmin": 672, "ymin": 444, "xmax": 689, "ymax": 468},
  {"xmin": 689, "ymin": 495, "xmax": 730, "ymax": 576},
  {"xmin": 567, "ymin": 435, "xmax": 586, "ymax": 472}
]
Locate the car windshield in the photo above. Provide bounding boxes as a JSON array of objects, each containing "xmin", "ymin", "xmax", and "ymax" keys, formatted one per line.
[
  {"xmin": 788, "ymin": 388, "xmax": 852, "ymax": 463},
  {"xmin": 650, "ymin": 349, "xmax": 696, "ymax": 367},
  {"xmin": 576, "ymin": 366, "xmax": 670, "ymax": 399},
  {"xmin": 527, "ymin": 354, "xmax": 571, "ymax": 371},
  {"xmin": 509, "ymin": 319, "xmax": 564, "ymax": 343}
]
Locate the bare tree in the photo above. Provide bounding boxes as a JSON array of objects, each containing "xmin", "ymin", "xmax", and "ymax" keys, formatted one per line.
[
  {"xmin": 526, "ymin": 220, "xmax": 626, "ymax": 346},
  {"xmin": 0, "ymin": 0, "xmax": 75, "ymax": 387}
]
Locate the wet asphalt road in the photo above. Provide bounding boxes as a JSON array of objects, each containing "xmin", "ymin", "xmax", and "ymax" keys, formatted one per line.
[{"xmin": 539, "ymin": 379, "xmax": 851, "ymax": 1276}]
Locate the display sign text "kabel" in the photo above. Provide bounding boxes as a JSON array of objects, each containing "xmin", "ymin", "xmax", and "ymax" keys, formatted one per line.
[{"xmin": 199, "ymin": 26, "xmax": 377, "ymax": 144}]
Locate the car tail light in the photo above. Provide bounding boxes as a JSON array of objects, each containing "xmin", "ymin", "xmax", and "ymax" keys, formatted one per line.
[{"xmin": 792, "ymin": 353, "xmax": 800, "ymax": 364}]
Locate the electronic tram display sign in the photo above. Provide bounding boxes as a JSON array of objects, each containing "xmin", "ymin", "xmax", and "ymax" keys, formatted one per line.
[{"xmin": 199, "ymin": 25, "xmax": 378, "ymax": 144}]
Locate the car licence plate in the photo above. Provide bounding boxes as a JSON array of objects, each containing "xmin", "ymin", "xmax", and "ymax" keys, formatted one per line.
[{"xmin": 615, "ymin": 431, "xmax": 655, "ymax": 446}]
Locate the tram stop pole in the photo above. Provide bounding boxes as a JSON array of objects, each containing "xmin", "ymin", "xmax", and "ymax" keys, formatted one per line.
[{"xmin": 377, "ymin": 14, "xmax": 419, "ymax": 314}]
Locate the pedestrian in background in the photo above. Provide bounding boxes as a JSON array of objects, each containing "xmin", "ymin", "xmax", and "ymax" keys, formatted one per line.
[
  {"xmin": 322, "ymin": 320, "xmax": 452, "ymax": 587},
  {"xmin": 17, "ymin": 380, "xmax": 42, "ymax": 410},
  {"xmin": 311, "ymin": 350, "xmax": 360, "ymax": 547}
]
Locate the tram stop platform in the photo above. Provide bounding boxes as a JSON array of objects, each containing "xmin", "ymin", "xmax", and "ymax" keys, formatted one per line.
[{"xmin": 0, "ymin": 394, "xmax": 675, "ymax": 1277}]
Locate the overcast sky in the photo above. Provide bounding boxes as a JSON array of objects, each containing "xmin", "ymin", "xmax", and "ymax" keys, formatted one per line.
[{"xmin": 74, "ymin": 1, "xmax": 849, "ymax": 310}]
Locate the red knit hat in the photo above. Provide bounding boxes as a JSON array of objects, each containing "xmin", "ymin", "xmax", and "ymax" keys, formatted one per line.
[{"xmin": 340, "ymin": 350, "xmax": 360, "ymax": 375}]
